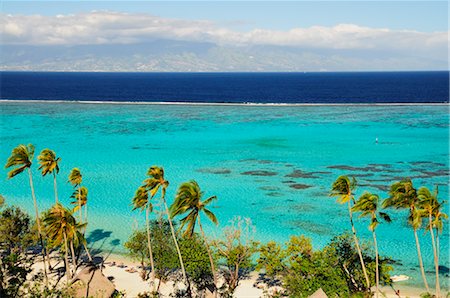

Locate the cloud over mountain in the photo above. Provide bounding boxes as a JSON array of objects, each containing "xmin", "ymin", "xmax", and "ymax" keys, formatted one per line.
[{"xmin": 1, "ymin": 11, "xmax": 448, "ymax": 71}]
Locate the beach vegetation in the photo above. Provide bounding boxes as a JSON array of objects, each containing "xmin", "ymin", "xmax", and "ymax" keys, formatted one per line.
[
  {"xmin": 382, "ymin": 179, "xmax": 430, "ymax": 292},
  {"xmin": 68, "ymin": 168, "xmax": 83, "ymax": 224},
  {"xmin": 125, "ymin": 220, "xmax": 213, "ymax": 295},
  {"xmin": 257, "ymin": 233, "xmax": 393, "ymax": 297},
  {"xmin": 132, "ymin": 185, "xmax": 157, "ymax": 286},
  {"xmin": 417, "ymin": 186, "xmax": 447, "ymax": 298},
  {"xmin": 5, "ymin": 144, "xmax": 49, "ymax": 283},
  {"xmin": 352, "ymin": 192, "xmax": 391, "ymax": 298},
  {"xmin": 37, "ymin": 149, "xmax": 61, "ymax": 204},
  {"xmin": 213, "ymin": 217, "xmax": 259, "ymax": 297},
  {"xmin": 329, "ymin": 176, "xmax": 370, "ymax": 289},
  {"xmin": 143, "ymin": 166, "xmax": 190, "ymax": 295},
  {"xmin": 43, "ymin": 203, "xmax": 86, "ymax": 280},
  {"xmin": 170, "ymin": 180, "xmax": 219, "ymax": 293}
]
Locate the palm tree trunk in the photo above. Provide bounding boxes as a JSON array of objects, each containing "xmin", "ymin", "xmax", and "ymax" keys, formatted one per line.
[
  {"xmin": 70, "ymin": 240, "xmax": 77, "ymax": 276},
  {"xmin": 63, "ymin": 231, "xmax": 72, "ymax": 281},
  {"xmin": 162, "ymin": 198, "xmax": 189, "ymax": 288},
  {"xmin": 347, "ymin": 201, "xmax": 370, "ymax": 289},
  {"xmin": 414, "ymin": 229, "xmax": 430, "ymax": 293},
  {"xmin": 83, "ymin": 242, "xmax": 93, "ymax": 262},
  {"xmin": 435, "ymin": 229, "xmax": 440, "ymax": 261},
  {"xmin": 78, "ymin": 186, "xmax": 82, "ymax": 223},
  {"xmin": 145, "ymin": 206, "xmax": 156, "ymax": 279},
  {"xmin": 198, "ymin": 216, "xmax": 217, "ymax": 297},
  {"xmin": 53, "ymin": 172, "xmax": 58, "ymax": 203},
  {"xmin": 428, "ymin": 215, "xmax": 440, "ymax": 297},
  {"xmin": 85, "ymin": 204, "xmax": 88, "ymax": 226},
  {"xmin": 373, "ymin": 230, "xmax": 379, "ymax": 298},
  {"xmin": 28, "ymin": 168, "xmax": 49, "ymax": 284}
]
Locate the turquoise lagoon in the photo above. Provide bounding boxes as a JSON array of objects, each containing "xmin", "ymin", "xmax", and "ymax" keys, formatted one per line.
[{"xmin": 1, "ymin": 102, "xmax": 449, "ymax": 288}]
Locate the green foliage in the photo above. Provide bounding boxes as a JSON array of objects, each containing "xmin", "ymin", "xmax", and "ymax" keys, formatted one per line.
[
  {"xmin": 328, "ymin": 233, "xmax": 393, "ymax": 292},
  {"xmin": 0, "ymin": 251, "xmax": 34, "ymax": 297},
  {"xmin": 179, "ymin": 236, "xmax": 213, "ymax": 290},
  {"xmin": 125, "ymin": 220, "xmax": 213, "ymax": 289},
  {"xmin": 5, "ymin": 144, "xmax": 34, "ymax": 178},
  {"xmin": 37, "ymin": 149, "xmax": 60, "ymax": 176},
  {"xmin": 256, "ymin": 241, "xmax": 285, "ymax": 278},
  {"xmin": 257, "ymin": 234, "xmax": 393, "ymax": 297},
  {"xmin": 0, "ymin": 206, "xmax": 34, "ymax": 253}
]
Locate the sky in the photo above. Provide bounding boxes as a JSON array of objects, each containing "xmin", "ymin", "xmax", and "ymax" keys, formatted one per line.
[{"xmin": 1, "ymin": 1, "xmax": 448, "ymax": 71}]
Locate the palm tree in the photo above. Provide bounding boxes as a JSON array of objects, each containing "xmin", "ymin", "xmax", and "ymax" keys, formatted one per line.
[
  {"xmin": 417, "ymin": 186, "xmax": 442, "ymax": 297},
  {"xmin": 383, "ymin": 179, "xmax": 429, "ymax": 293},
  {"xmin": 171, "ymin": 180, "xmax": 219, "ymax": 293},
  {"xmin": 143, "ymin": 166, "xmax": 189, "ymax": 288},
  {"xmin": 5, "ymin": 144, "xmax": 49, "ymax": 282},
  {"xmin": 132, "ymin": 186, "xmax": 156, "ymax": 281},
  {"xmin": 352, "ymin": 192, "xmax": 391, "ymax": 298},
  {"xmin": 68, "ymin": 168, "xmax": 83, "ymax": 222},
  {"xmin": 37, "ymin": 149, "xmax": 61, "ymax": 203},
  {"xmin": 330, "ymin": 176, "xmax": 370, "ymax": 289},
  {"xmin": 43, "ymin": 203, "xmax": 81, "ymax": 281},
  {"xmin": 431, "ymin": 198, "xmax": 447, "ymax": 263},
  {"xmin": 71, "ymin": 186, "xmax": 88, "ymax": 224}
]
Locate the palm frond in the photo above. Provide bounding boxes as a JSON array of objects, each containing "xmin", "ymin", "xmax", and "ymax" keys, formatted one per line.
[
  {"xmin": 203, "ymin": 208, "xmax": 218, "ymax": 225},
  {"xmin": 5, "ymin": 144, "xmax": 34, "ymax": 178},
  {"xmin": 68, "ymin": 168, "xmax": 82, "ymax": 186}
]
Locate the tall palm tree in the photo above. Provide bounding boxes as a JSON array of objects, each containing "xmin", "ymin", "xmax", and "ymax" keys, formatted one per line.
[
  {"xmin": 330, "ymin": 175, "xmax": 370, "ymax": 289},
  {"xmin": 171, "ymin": 180, "xmax": 219, "ymax": 293},
  {"xmin": 383, "ymin": 179, "xmax": 429, "ymax": 293},
  {"xmin": 5, "ymin": 144, "xmax": 49, "ymax": 282},
  {"xmin": 132, "ymin": 186, "xmax": 156, "ymax": 280},
  {"xmin": 352, "ymin": 192, "xmax": 391, "ymax": 298},
  {"xmin": 417, "ymin": 186, "xmax": 442, "ymax": 297},
  {"xmin": 71, "ymin": 186, "xmax": 88, "ymax": 224},
  {"xmin": 68, "ymin": 168, "xmax": 83, "ymax": 222},
  {"xmin": 431, "ymin": 199, "xmax": 447, "ymax": 263},
  {"xmin": 37, "ymin": 149, "xmax": 61, "ymax": 203},
  {"xmin": 143, "ymin": 166, "xmax": 189, "ymax": 288},
  {"xmin": 43, "ymin": 203, "xmax": 82, "ymax": 281}
]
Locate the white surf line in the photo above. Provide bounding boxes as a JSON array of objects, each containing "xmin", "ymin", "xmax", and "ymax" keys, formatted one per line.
[{"xmin": 0, "ymin": 99, "xmax": 448, "ymax": 107}]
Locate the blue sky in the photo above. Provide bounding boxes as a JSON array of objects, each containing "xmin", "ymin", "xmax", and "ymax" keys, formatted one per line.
[{"xmin": 2, "ymin": 1, "xmax": 448, "ymax": 32}]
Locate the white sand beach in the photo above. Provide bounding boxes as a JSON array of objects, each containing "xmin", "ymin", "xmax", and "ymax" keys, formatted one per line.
[{"xmin": 29, "ymin": 253, "xmax": 429, "ymax": 298}]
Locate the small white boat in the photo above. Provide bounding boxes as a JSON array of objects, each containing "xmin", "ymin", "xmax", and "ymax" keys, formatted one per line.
[{"xmin": 391, "ymin": 275, "xmax": 410, "ymax": 282}]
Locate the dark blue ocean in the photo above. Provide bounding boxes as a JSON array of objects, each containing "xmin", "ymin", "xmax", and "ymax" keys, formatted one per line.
[{"xmin": 1, "ymin": 71, "xmax": 448, "ymax": 103}]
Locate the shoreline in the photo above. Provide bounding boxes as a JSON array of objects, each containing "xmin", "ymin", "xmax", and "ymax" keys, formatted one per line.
[
  {"xmin": 0, "ymin": 99, "xmax": 449, "ymax": 107},
  {"xmin": 43, "ymin": 250, "xmax": 430, "ymax": 297}
]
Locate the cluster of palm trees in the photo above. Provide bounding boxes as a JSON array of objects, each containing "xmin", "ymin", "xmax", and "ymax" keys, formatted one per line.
[
  {"xmin": 330, "ymin": 175, "xmax": 447, "ymax": 298},
  {"xmin": 5, "ymin": 144, "xmax": 92, "ymax": 283},
  {"xmin": 5, "ymin": 143, "xmax": 447, "ymax": 297},
  {"xmin": 132, "ymin": 166, "xmax": 218, "ymax": 296}
]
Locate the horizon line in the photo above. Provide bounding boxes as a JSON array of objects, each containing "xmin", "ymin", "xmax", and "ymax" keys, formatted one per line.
[{"xmin": 1, "ymin": 99, "xmax": 448, "ymax": 107}]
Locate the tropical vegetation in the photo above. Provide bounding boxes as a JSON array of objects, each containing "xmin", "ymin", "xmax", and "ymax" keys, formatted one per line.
[{"xmin": 2, "ymin": 143, "xmax": 448, "ymax": 297}]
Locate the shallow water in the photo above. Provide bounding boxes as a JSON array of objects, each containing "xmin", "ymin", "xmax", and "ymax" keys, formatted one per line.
[{"xmin": 1, "ymin": 102, "xmax": 449, "ymax": 288}]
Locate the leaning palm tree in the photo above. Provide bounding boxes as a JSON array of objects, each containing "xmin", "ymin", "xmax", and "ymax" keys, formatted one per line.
[
  {"xmin": 132, "ymin": 186, "xmax": 156, "ymax": 281},
  {"xmin": 143, "ymin": 166, "xmax": 189, "ymax": 288},
  {"xmin": 352, "ymin": 192, "xmax": 391, "ymax": 298},
  {"xmin": 43, "ymin": 203, "xmax": 82, "ymax": 281},
  {"xmin": 68, "ymin": 168, "xmax": 83, "ymax": 222},
  {"xmin": 171, "ymin": 180, "xmax": 219, "ymax": 293},
  {"xmin": 330, "ymin": 176, "xmax": 370, "ymax": 289},
  {"xmin": 417, "ymin": 186, "xmax": 442, "ymax": 297},
  {"xmin": 71, "ymin": 186, "xmax": 88, "ymax": 224},
  {"xmin": 5, "ymin": 144, "xmax": 49, "ymax": 282},
  {"xmin": 37, "ymin": 149, "xmax": 61, "ymax": 203},
  {"xmin": 431, "ymin": 198, "xmax": 447, "ymax": 263},
  {"xmin": 383, "ymin": 179, "xmax": 429, "ymax": 293}
]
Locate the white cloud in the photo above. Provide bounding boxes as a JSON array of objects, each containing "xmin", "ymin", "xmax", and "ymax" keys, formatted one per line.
[{"xmin": 0, "ymin": 10, "xmax": 448, "ymax": 56}]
